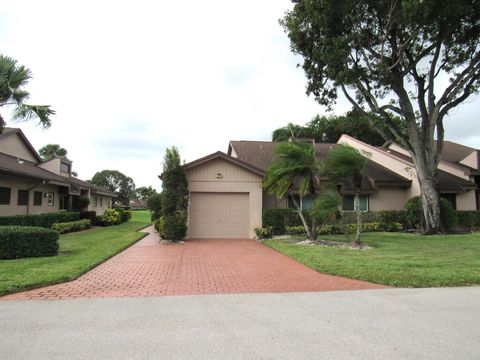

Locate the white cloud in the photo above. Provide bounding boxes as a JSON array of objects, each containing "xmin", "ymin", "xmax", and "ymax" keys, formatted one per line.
[{"xmin": 1, "ymin": 0, "xmax": 478, "ymax": 191}]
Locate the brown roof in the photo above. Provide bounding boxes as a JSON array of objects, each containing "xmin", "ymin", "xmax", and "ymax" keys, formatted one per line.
[
  {"xmin": 228, "ymin": 141, "xmax": 411, "ymax": 188},
  {"xmin": 0, "ymin": 152, "xmax": 70, "ymax": 185},
  {"xmin": 182, "ymin": 151, "xmax": 265, "ymax": 177},
  {"xmin": 68, "ymin": 177, "xmax": 117, "ymax": 197},
  {"xmin": 441, "ymin": 141, "xmax": 477, "ymax": 164}
]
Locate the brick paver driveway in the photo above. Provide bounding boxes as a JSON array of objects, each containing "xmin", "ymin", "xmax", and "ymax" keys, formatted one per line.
[{"xmin": 2, "ymin": 226, "xmax": 387, "ymax": 300}]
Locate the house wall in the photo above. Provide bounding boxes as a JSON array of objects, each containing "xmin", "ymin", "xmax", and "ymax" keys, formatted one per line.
[
  {"xmin": 460, "ymin": 151, "xmax": 478, "ymax": 170},
  {"xmin": 88, "ymin": 194, "xmax": 113, "ymax": 215},
  {"xmin": 0, "ymin": 175, "xmax": 60, "ymax": 216},
  {"xmin": 456, "ymin": 190, "xmax": 477, "ymax": 211},
  {"xmin": 0, "ymin": 133, "xmax": 38, "ymax": 162},
  {"xmin": 369, "ymin": 187, "xmax": 407, "ymax": 211},
  {"xmin": 186, "ymin": 158, "xmax": 263, "ymax": 239}
]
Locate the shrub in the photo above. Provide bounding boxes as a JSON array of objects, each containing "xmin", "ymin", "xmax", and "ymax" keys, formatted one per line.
[
  {"xmin": 440, "ymin": 198, "xmax": 458, "ymax": 232},
  {"xmin": 405, "ymin": 196, "xmax": 424, "ymax": 229},
  {"xmin": 80, "ymin": 211, "xmax": 99, "ymax": 226},
  {"xmin": 0, "ymin": 211, "xmax": 80, "ymax": 228},
  {"xmin": 254, "ymin": 226, "xmax": 273, "ymax": 239},
  {"xmin": 163, "ymin": 212, "xmax": 187, "ymax": 240},
  {"xmin": 114, "ymin": 208, "xmax": 132, "ymax": 223},
  {"xmin": 286, "ymin": 226, "xmax": 307, "ymax": 236},
  {"xmin": 157, "ymin": 216, "xmax": 166, "ymax": 238},
  {"xmin": 286, "ymin": 222, "xmax": 403, "ymax": 237},
  {"xmin": 72, "ymin": 196, "xmax": 90, "ymax": 211},
  {"xmin": 0, "ymin": 226, "xmax": 59, "ymax": 259},
  {"xmin": 51, "ymin": 219, "xmax": 91, "ymax": 234},
  {"xmin": 97, "ymin": 208, "xmax": 122, "ymax": 226},
  {"xmin": 456, "ymin": 211, "xmax": 480, "ymax": 230},
  {"xmin": 147, "ymin": 193, "xmax": 163, "ymax": 221},
  {"xmin": 378, "ymin": 210, "xmax": 408, "ymax": 227}
]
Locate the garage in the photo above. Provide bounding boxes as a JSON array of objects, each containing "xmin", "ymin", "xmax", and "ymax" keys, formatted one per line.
[
  {"xmin": 189, "ymin": 192, "xmax": 249, "ymax": 238},
  {"xmin": 184, "ymin": 152, "xmax": 264, "ymax": 239}
]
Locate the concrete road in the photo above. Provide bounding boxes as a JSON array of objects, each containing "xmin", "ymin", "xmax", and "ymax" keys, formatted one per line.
[{"xmin": 1, "ymin": 287, "xmax": 479, "ymax": 359}]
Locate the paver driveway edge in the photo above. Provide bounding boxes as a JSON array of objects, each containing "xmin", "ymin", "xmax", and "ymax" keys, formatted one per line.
[{"xmin": 0, "ymin": 225, "xmax": 152, "ymax": 299}]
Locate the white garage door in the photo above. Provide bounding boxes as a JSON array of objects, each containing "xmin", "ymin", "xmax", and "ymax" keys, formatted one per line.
[{"xmin": 189, "ymin": 192, "xmax": 249, "ymax": 238}]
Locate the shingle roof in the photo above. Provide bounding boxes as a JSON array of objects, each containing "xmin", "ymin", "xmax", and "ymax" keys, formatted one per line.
[
  {"xmin": 228, "ymin": 141, "xmax": 412, "ymax": 190},
  {"xmin": 0, "ymin": 152, "xmax": 70, "ymax": 185},
  {"xmin": 441, "ymin": 141, "xmax": 477, "ymax": 164}
]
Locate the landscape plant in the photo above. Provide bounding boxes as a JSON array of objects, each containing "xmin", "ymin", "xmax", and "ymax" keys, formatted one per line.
[{"xmin": 161, "ymin": 147, "xmax": 189, "ymax": 241}]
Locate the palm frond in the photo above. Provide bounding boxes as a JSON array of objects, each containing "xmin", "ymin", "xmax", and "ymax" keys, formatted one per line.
[{"xmin": 13, "ymin": 104, "xmax": 55, "ymax": 128}]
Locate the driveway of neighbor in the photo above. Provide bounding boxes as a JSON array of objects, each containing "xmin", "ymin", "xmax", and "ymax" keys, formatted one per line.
[
  {"xmin": 1, "ymin": 226, "xmax": 386, "ymax": 300},
  {"xmin": 1, "ymin": 287, "xmax": 479, "ymax": 359}
]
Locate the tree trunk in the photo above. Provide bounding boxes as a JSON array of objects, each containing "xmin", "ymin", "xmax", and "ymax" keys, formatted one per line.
[
  {"xmin": 291, "ymin": 195, "xmax": 312, "ymax": 239},
  {"xmin": 354, "ymin": 192, "xmax": 362, "ymax": 245},
  {"xmin": 409, "ymin": 145, "xmax": 443, "ymax": 234}
]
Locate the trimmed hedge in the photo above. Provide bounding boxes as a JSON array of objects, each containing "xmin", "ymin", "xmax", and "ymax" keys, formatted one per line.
[
  {"xmin": 80, "ymin": 211, "xmax": 99, "ymax": 226},
  {"xmin": 0, "ymin": 211, "xmax": 80, "ymax": 228},
  {"xmin": 97, "ymin": 208, "xmax": 132, "ymax": 227},
  {"xmin": 51, "ymin": 219, "xmax": 91, "ymax": 234},
  {"xmin": 286, "ymin": 222, "xmax": 403, "ymax": 237},
  {"xmin": 456, "ymin": 211, "xmax": 480, "ymax": 230},
  {"xmin": 0, "ymin": 226, "xmax": 59, "ymax": 259}
]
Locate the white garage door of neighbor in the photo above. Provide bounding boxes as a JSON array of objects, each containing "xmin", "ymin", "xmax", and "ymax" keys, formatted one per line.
[{"xmin": 189, "ymin": 192, "xmax": 249, "ymax": 239}]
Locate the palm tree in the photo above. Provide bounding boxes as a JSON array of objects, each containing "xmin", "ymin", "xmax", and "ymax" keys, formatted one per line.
[
  {"xmin": 0, "ymin": 55, "xmax": 54, "ymax": 133},
  {"xmin": 321, "ymin": 144, "xmax": 367, "ymax": 245},
  {"xmin": 39, "ymin": 144, "xmax": 68, "ymax": 161},
  {"xmin": 263, "ymin": 141, "xmax": 321, "ymax": 240}
]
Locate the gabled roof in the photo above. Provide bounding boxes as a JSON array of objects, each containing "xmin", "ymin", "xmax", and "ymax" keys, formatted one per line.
[
  {"xmin": 183, "ymin": 151, "xmax": 265, "ymax": 177},
  {"xmin": 228, "ymin": 140, "xmax": 411, "ymax": 188},
  {"xmin": 442, "ymin": 141, "xmax": 477, "ymax": 164},
  {"xmin": 0, "ymin": 127, "xmax": 43, "ymax": 162}
]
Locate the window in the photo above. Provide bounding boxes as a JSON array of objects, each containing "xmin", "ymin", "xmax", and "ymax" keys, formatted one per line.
[
  {"xmin": 47, "ymin": 192, "xmax": 54, "ymax": 206},
  {"xmin": 99, "ymin": 197, "xmax": 103, "ymax": 207},
  {"xmin": 17, "ymin": 190, "xmax": 29, "ymax": 206},
  {"xmin": 33, "ymin": 191, "xmax": 42, "ymax": 206},
  {"xmin": 342, "ymin": 195, "xmax": 369, "ymax": 211},
  {"xmin": 94, "ymin": 197, "xmax": 98, "ymax": 207},
  {"xmin": 60, "ymin": 162, "xmax": 70, "ymax": 174},
  {"xmin": 0, "ymin": 187, "xmax": 11, "ymax": 205},
  {"xmin": 440, "ymin": 193, "xmax": 457, "ymax": 210},
  {"xmin": 287, "ymin": 194, "xmax": 314, "ymax": 210}
]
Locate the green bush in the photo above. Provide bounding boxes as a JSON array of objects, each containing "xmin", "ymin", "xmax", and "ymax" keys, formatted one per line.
[
  {"xmin": 80, "ymin": 211, "xmax": 99, "ymax": 226},
  {"xmin": 51, "ymin": 219, "xmax": 91, "ymax": 234},
  {"xmin": 0, "ymin": 212, "xmax": 80, "ymax": 228},
  {"xmin": 254, "ymin": 226, "xmax": 273, "ymax": 239},
  {"xmin": 97, "ymin": 208, "xmax": 122, "ymax": 226},
  {"xmin": 405, "ymin": 196, "xmax": 423, "ymax": 229},
  {"xmin": 286, "ymin": 222, "xmax": 403, "ymax": 237},
  {"xmin": 156, "ymin": 216, "xmax": 166, "ymax": 238},
  {"xmin": 114, "ymin": 208, "xmax": 132, "ymax": 223},
  {"xmin": 378, "ymin": 210, "xmax": 408, "ymax": 227},
  {"xmin": 163, "ymin": 212, "xmax": 187, "ymax": 240},
  {"xmin": 0, "ymin": 226, "xmax": 59, "ymax": 259},
  {"xmin": 456, "ymin": 211, "xmax": 480, "ymax": 230},
  {"xmin": 440, "ymin": 198, "xmax": 458, "ymax": 232}
]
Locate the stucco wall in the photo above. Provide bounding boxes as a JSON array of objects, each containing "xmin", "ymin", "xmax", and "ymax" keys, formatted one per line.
[
  {"xmin": 186, "ymin": 158, "xmax": 263, "ymax": 239},
  {"xmin": 0, "ymin": 175, "xmax": 60, "ymax": 216},
  {"xmin": 369, "ymin": 187, "xmax": 408, "ymax": 211},
  {"xmin": 456, "ymin": 190, "xmax": 477, "ymax": 211},
  {"xmin": 88, "ymin": 194, "xmax": 114, "ymax": 215},
  {"xmin": 0, "ymin": 133, "xmax": 38, "ymax": 162}
]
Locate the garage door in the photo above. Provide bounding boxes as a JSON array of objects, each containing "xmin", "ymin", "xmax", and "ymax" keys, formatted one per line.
[{"xmin": 189, "ymin": 192, "xmax": 249, "ymax": 238}]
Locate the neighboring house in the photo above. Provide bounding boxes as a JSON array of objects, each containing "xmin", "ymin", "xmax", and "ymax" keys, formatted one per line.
[
  {"xmin": 180, "ymin": 135, "xmax": 478, "ymax": 240},
  {"xmin": 0, "ymin": 128, "xmax": 116, "ymax": 216},
  {"xmin": 129, "ymin": 198, "xmax": 146, "ymax": 210}
]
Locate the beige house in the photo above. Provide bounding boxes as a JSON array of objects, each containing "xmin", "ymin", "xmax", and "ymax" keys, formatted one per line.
[
  {"xmin": 0, "ymin": 128, "xmax": 116, "ymax": 216},
  {"xmin": 182, "ymin": 136, "xmax": 478, "ymax": 240}
]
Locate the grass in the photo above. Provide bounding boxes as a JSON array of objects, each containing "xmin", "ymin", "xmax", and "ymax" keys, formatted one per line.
[
  {"xmin": 264, "ymin": 232, "xmax": 480, "ymax": 287},
  {"xmin": 0, "ymin": 210, "xmax": 151, "ymax": 296}
]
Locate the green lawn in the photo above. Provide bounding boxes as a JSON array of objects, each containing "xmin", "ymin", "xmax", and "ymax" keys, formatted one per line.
[
  {"xmin": 0, "ymin": 210, "xmax": 151, "ymax": 296},
  {"xmin": 264, "ymin": 232, "xmax": 480, "ymax": 287}
]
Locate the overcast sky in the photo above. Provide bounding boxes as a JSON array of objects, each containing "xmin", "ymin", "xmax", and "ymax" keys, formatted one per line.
[{"xmin": 1, "ymin": 1, "xmax": 479, "ymax": 191}]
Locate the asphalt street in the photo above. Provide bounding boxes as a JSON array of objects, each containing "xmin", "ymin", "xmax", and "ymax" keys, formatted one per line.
[{"xmin": 1, "ymin": 287, "xmax": 479, "ymax": 359}]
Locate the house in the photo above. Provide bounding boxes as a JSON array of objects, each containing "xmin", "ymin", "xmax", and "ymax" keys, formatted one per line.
[
  {"xmin": 0, "ymin": 128, "xmax": 116, "ymax": 216},
  {"xmin": 181, "ymin": 135, "xmax": 478, "ymax": 239}
]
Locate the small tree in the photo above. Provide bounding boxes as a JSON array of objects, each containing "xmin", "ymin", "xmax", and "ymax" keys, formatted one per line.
[
  {"xmin": 321, "ymin": 144, "xmax": 367, "ymax": 245},
  {"xmin": 309, "ymin": 188, "xmax": 341, "ymax": 237},
  {"xmin": 161, "ymin": 147, "xmax": 189, "ymax": 241},
  {"xmin": 147, "ymin": 193, "xmax": 163, "ymax": 221},
  {"xmin": 89, "ymin": 170, "xmax": 136, "ymax": 205},
  {"xmin": 263, "ymin": 141, "xmax": 321, "ymax": 240}
]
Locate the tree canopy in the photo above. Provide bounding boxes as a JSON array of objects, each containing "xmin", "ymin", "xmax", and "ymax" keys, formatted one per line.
[
  {"xmin": 272, "ymin": 109, "xmax": 404, "ymax": 145},
  {"xmin": 38, "ymin": 144, "xmax": 67, "ymax": 161},
  {"xmin": 281, "ymin": 0, "xmax": 480, "ymax": 233},
  {"xmin": 89, "ymin": 170, "xmax": 135, "ymax": 205},
  {"xmin": 135, "ymin": 186, "xmax": 157, "ymax": 203},
  {"xmin": 0, "ymin": 55, "xmax": 54, "ymax": 132}
]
